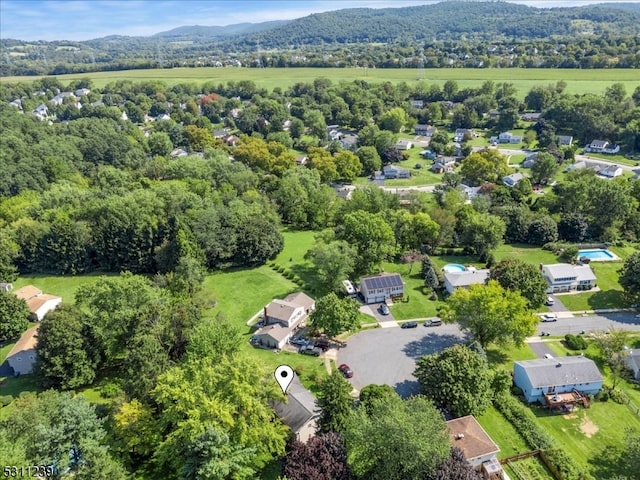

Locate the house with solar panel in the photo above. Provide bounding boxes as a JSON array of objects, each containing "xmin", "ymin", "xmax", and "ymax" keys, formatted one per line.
[{"xmin": 358, "ymin": 273, "xmax": 404, "ymax": 304}]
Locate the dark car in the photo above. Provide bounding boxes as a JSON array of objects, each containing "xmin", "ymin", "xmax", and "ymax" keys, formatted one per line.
[
  {"xmin": 314, "ymin": 339, "xmax": 330, "ymax": 351},
  {"xmin": 338, "ymin": 363, "xmax": 354, "ymax": 378},
  {"xmin": 401, "ymin": 321, "xmax": 418, "ymax": 329},
  {"xmin": 379, "ymin": 304, "xmax": 390, "ymax": 315},
  {"xmin": 299, "ymin": 346, "xmax": 321, "ymax": 356},
  {"xmin": 289, "ymin": 336, "xmax": 310, "ymax": 347}
]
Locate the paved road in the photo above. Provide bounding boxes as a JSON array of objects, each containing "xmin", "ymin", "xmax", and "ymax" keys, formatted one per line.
[
  {"xmin": 532, "ymin": 312, "xmax": 640, "ymax": 337},
  {"xmin": 337, "ymin": 324, "xmax": 467, "ymax": 398}
]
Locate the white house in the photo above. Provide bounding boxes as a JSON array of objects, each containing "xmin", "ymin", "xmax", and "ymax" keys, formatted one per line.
[
  {"xmin": 6, "ymin": 326, "xmax": 39, "ymax": 375},
  {"xmin": 520, "ymin": 112, "xmax": 542, "ymax": 122},
  {"xmin": 12, "ymin": 285, "xmax": 62, "ymax": 321},
  {"xmin": 443, "ymin": 268, "xmax": 490, "ymax": 295},
  {"xmin": 454, "ymin": 129, "xmax": 474, "ymax": 142},
  {"xmin": 598, "ymin": 164, "xmax": 623, "ymax": 178},
  {"xmin": 514, "ymin": 357, "xmax": 603, "ymax": 403},
  {"xmin": 415, "ymin": 124, "xmax": 437, "ymax": 137},
  {"xmin": 359, "ymin": 273, "xmax": 404, "ymax": 304},
  {"xmin": 446, "ymin": 416, "xmax": 502, "ymax": 479},
  {"xmin": 340, "ymin": 135, "xmax": 359, "ymax": 151},
  {"xmin": 74, "ymin": 88, "xmax": 91, "ymax": 97},
  {"xmin": 254, "ymin": 292, "xmax": 315, "ymax": 349},
  {"xmin": 395, "ymin": 139, "xmax": 413, "ymax": 151},
  {"xmin": 498, "ymin": 132, "xmax": 522, "ymax": 144},
  {"xmin": 541, "ymin": 263, "xmax": 596, "ymax": 293},
  {"xmin": 383, "ymin": 165, "xmax": 411, "ymax": 179},
  {"xmin": 410, "ymin": 99, "xmax": 424, "ymax": 108},
  {"xmin": 502, "ymin": 172, "xmax": 526, "ymax": 187},
  {"xmin": 272, "ymin": 376, "xmax": 319, "ymax": 442},
  {"xmin": 253, "ymin": 324, "xmax": 293, "ymax": 350},
  {"xmin": 585, "ymin": 140, "xmax": 620, "ymax": 154}
]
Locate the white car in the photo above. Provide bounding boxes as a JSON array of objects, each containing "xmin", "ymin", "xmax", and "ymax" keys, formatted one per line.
[{"xmin": 541, "ymin": 313, "xmax": 558, "ymax": 322}]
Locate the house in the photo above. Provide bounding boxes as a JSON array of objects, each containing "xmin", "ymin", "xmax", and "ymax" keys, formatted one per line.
[
  {"xmin": 12, "ymin": 285, "xmax": 62, "ymax": 321},
  {"xmin": 632, "ymin": 169, "xmax": 640, "ymax": 181},
  {"xmin": 443, "ymin": 268, "xmax": 490, "ymax": 295},
  {"xmin": 340, "ymin": 135, "xmax": 359, "ymax": 151},
  {"xmin": 513, "ymin": 357, "xmax": 603, "ymax": 403},
  {"xmin": 51, "ymin": 92, "xmax": 75, "ymax": 106},
  {"xmin": 502, "ymin": 172, "xmax": 526, "ymax": 187},
  {"xmin": 454, "ymin": 129, "xmax": 473, "ymax": 142},
  {"xmin": 5, "ymin": 326, "xmax": 39, "ymax": 375},
  {"xmin": 9, "ymin": 99, "xmax": 22, "ymax": 110},
  {"xmin": 295, "ymin": 156, "xmax": 308, "ymax": 166},
  {"xmin": 487, "ymin": 109, "xmax": 500, "ymax": 119},
  {"xmin": 410, "ymin": 99, "xmax": 424, "ymax": 108},
  {"xmin": 224, "ymin": 135, "xmax": 240, "ymax": 147},
  {"xmin": 254, "ymin": 292, "xmax": 315, "ymax": 349},
  {"xmin": 598, "ymin": 164, "xmax": 623, "ymax": 178},
  {"xmin": 541, "ymin": 263, "xmax": 596, "ymax": 293},
  {"xmin": 74, "ymin": 88, "xmax": 91, "ymax": 97},
  {"xmin": 498, "ymin": 132, "xmax": 522, "ymax": 144},
  {"xmin": 420, "ymin": 149, "xmax": 436, "ymax": 160},
  {"xmin": 32, "ymin": 104, "xmax": 49, "ymax": 121},
  {"xmin": 213, "ymin": 128, "xmax": 230, "ymax": 138},
  {"xmin": 459, "ymin": 184, "xmax": 481, "ymax": 202},
  {"xmin": 446, "ymin": 416, "xmax": 503, "ymax": 479},
  {"xmin": 272, "ymin": 375, "xmax": 319, "ymax": 442},
  {"xmin": 253, "ymin": 324, "xmax": 293, "ymax": 350},
  {"xmin": 170, "ymin": 148, "xmax": 188, "ymax": 158},
  {"xmin": 626, "ymin": 349, "xmax": 640, "ymax": 380},
  {"xmin": 372, "ymin": 170, "xmax": 385, "ymax": 181},
  {"xmin": 415, "ymin": 124, "xmax": 437, "ymax": 137},
  {"xmin": 585, "ymin": 139, "xmax": 611, "ymax": 153},
  {"xmin": 359, "ymin": 273, "xmax": 404, "ymax": 304},
  {"xmin": 522, "ymin": 152, "xmax": 538, "ymax": 169},
  {"xmin": 395, "ymin": 139, "xmax": 413, "ymax": 151},
  {"xmin": 383, "ymin": 165, "xmax": 411, "ymax": 179},
  {"xmin": 520, "ymin": 112, "xmax": 542, "ymax": 122},
  {"xmin": 431, "ymin": 157, "xmax": 456, "ymax": 173},
  {"xmin": 558, "ymin": 135, "xmax": 573, "ymax": 146},
  {"xmin": 328, "ymin": 129, "xmax": 342, "ymax": 141},
  {"xmin": 156, "ymin": 113, "xmax": 171, "ymax": 121}
]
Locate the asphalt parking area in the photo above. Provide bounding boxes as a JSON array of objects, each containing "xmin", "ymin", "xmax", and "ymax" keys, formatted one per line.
[{"xmin": 337, "ymin": 324, "xmax": 467, "ymax": 398}]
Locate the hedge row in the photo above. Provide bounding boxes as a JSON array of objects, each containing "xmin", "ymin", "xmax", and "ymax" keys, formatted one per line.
[{"xmin": 495, "ymin": 393, "xmax": 593, "ymax": 480}]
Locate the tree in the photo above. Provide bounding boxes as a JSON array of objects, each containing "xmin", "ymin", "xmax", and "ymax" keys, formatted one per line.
[
  {"xmin": 378, "ymin": 107, "xmax": 409, "ymax": 133},
  {"xmin": 592, "ymin": 327, "xmax": 630, "ymax": 390},
  {"xmin": 148, "ymin": 131, "xmax": 173, "ymax": 157},
  {"xmin": 113, "ymin": 399, "xmax": 162, "ymax": 461},
  {"xmin": 282, "ymin": 433, "xmax": 351, "ymax": 480},
  {"xmin": 308, "ymin": 146, "xmax": 338, "ymax": 182},
  {"xmin": 414, "ymin": 345, "xmax": 493, "ymax": 417},
  {"xmin": 459, "ymin": 150, "xmax": 509, "ymax": 186},
  {"xmin": 34, "ymin": 305, "xmax": 101, "ymax": 390},
  {"xmin": 0, "ymin": 292, "xmax": 29, "ymax": 341},
  {"xmin": 316, "ymin": 371, "xmax": 354, "ymax": 434},
  {"xmin": 334, "ymin": 150, "xmax": 363, "ymax": 182},
  {"xmin": 121, "ymin": 332, "xmax": 172, "ymax": 403},
  {"xmin": 422, "ymin": 256, "xmax": 440, "ymax": 291},
  {"xmin": 357, "ymin": 146, "xmax": 381, "ymax": 175},
  {"xmin": 530, "ymin": 152, "xmax": 558, "ymax": 185},
  {"xmin": 458, "ymin": 212, "xmax": 506, "ymax": 259},
  {"xmin": 444, "ymin": 280, "xmax": 538, "ymax": 348},
  {"xmin": 338, "ymin": 211, "xmax": 396, "ymax": 274},
  {"xmin": 311, "ymin": 293, "xmax": 360, "ymax": 338},
  {"xmin": 358, "ymin": 384, "xmax": 398, "ymax": 415},
  {"xmin": 180, "ymin": 426, "xmax": 256, "ymax": 480},
  {"xmin": 619, "ymin": 252, "xmax": 640, "ymax": 305},
  {"xmin": 527, "ymin": 215, "xmax": 558, "ymax": 246},
  {"xmin": 430, "ymin": 447, "xmax": 482, "ymax": 480},
  {"xmin": 489, "ymin": 259, "xmax": 548, "ymax": 309},
  {"xmin": 305, "ymin": 239, "xmax": 356, "ymax": 293},
  {"xmin": 344, "ymin": 395, "xmax": 450, "ymax": 480},
  {"xmin": 558, "ymin": 212, "xmax": 589, "ymax": 242}
]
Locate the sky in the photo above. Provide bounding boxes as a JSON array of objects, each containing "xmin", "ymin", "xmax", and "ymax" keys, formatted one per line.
[{"xmin": 1, "ymin": 0, "xmax": 638, "ymax": 41}]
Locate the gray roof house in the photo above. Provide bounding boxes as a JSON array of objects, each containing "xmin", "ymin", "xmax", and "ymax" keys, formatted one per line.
[
  {"xmin": 415, "ymin": 124, "xmax": 437, "ymax": 137},
  {"xmin": 514, "ymin": 357, "xmax": 603, "ymax": 403},
  {"xmin": 522, "ymin": 152, "xmax": 538, "ymax": 168},
  {"xmin": 558, "ymin": 135, "xmax": 573, "ymax": 146},
  {"xmin": 498, "ymin": 132, "xmax": 522, "ymax": 144},
  {"xmin": 503, "ymin": 172, "xmax": 526, "ymax": 187},
  {"xmin": 383, "ymin": 165, "xmax": 411, "ymax": 179},
  {"xmin": 340, "ymin": 135, "xmax": 359, "ymax": 150},
  {"xmin": 272, "ymin": 375, "xmax": 319, "ymax": 442},
  {"xmin": 443, "ymin": 268, "xmax": 490, "ymax": 294},
  {"xmin": 626, "ymin": 349, "xmax": 640, "ymax": 380},
  {"xmin": 598, "ymin": 164, "xmax": 623, "ymax": 178},
  {"xmin": 395, "ymin": 139, "xmax": 413, "ymax": 151}
]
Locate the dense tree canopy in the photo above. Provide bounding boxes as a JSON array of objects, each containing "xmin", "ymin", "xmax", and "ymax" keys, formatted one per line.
[
  {"xmin": 489, "ymin": 259, "xmax": 549, "ymax": 309},
  {"xmin": 0, "ymin": 292, "xmax": 29, "ymax": 341}
]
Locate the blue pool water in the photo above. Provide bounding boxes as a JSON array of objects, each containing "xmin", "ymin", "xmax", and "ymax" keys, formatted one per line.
[
  {"xmin": 578, "ymin": 249, "xmax": 615, "ymax": 260},
  {"xmin": 443, "ymin": 263, "xmax": 466, "ymax": 273}
]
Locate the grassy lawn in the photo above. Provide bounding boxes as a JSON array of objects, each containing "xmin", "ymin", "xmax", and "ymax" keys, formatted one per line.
[
  {"xmin": 478, "ymin": 405, "xmax": 530, "ymax": 458},
  {"xmin": 532, "ymin": 400, "xmax": 640, "ymax": 475},
  {"xmin": 485, "ymin": 343, "xmax": 537, "ymax": 369},
  {"xmin": 381, "ymin": 260, "xmax": 444, "ymax": 320},
  {"xmin": 493, "ymin": 244, "xmax": 559, "ymax": 265},
  {"xmin": 5, "ymin": 67, "xmax": 640, "ymax": 98},
  {"xmin": 13, "ymin": 273, "xmax": 114, "ymax": 303},
  {"xmin": 580, "ymin": 152, "xmax": 640, "ymax": 167}
]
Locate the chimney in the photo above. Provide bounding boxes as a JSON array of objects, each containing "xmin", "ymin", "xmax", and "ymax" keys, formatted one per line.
[{"xmin": 264, "ymin": 306, "xmax": 268, "ymax": 325}]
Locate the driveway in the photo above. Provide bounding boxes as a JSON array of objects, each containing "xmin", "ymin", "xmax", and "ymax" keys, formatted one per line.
[
  {"xmin": 337, "ymin": 324, "xmax": 467, "ymax": 398},
  {"xmin": 360, "ymin": 304, "xmax": 397, "ymax": 326},
  {"xmin": 546, "ymin": 294, "xmax": 569, "ymax": 313},
  {"xmin": 527, "ymin": 341, "xmax": 555, "ymax": 358}
]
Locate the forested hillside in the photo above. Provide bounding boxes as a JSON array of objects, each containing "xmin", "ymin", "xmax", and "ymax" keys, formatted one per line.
[{"xmin": 2, "ymin": 1, "xmax": 640, "ymax": 76}]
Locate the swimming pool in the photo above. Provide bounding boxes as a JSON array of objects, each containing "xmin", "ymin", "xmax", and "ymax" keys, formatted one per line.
[
  {"xmin": 577, "ymin": 249, "xmax": 617, "ymax": 261},
  {"xmin": 443, "ymin": 263, "xmax": 466, "ymax": 273}
]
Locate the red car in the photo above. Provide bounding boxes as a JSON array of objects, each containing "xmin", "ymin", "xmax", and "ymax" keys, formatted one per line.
[{"xmin": 338, "ymin": 364, "xmax": 353, "ymax": 378}]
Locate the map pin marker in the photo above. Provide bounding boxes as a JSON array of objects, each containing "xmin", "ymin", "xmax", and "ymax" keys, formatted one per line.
[{"xmin": 275, "ymin": 365, "xmax": 294, "ymax": 394}]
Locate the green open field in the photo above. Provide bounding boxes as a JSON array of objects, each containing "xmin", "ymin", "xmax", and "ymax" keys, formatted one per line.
[{"xmin": 3, "ymin": 67, "xmax": 640, "ymax": 98}]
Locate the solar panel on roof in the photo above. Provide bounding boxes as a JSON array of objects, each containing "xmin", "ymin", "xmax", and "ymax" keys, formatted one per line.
[{"xmin": 362, "ymin": 274, "xmax": 402, "ymax": 290}]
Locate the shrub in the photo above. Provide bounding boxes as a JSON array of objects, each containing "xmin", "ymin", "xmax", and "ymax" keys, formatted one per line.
[
  {"xmin": 0, "ymin": 395, "xmax": 13, "ymax": 407},
  {"xmin": 561, "ymin": 246, "xmax": 579, "ymax": 262},
  {"xmin": 595, "ymin": 389, "xmax": 609, "ymax": 402},
  {"xmin": 100, "ymin": 381, "xmax": 122, "ymax": 399},
  {"xmin": 564, "ymin": 334, "xmax": 587, "ymax": 350},
  {"xmin": 543, "ymin": 447, "xmax": 595, "ymax": 480},
  {"xmin": 609, "ymin": 388, "xmax": 629, "ymax": 405}
]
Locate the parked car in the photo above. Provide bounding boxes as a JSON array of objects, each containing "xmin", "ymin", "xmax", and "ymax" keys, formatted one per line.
[
  {"xmin": 544, "ymin": 353, "xmax": 553, "ymax": 359},
  {"xmin": 299, "ymin": 346, "xmax": 321, "ymax": 356},
  {"xmin": 424, "ymin": 319, "xmax": 442, "ymax": 327},
  {"xmin": 289, "ymin": 336, "xmax": 310, "ymax": 347},
  {"xmin": 338, "ymin": 363, "xmax": 354, "ymax": 378},
  {"xmin": 401, "ymin": 321, "xmax": 418, "ymax": 329},
  {"xmin": 379, "ymin": 304, "xmax": 390, "ymax": 315},
  {"xmin": 540, "ymin": 331, "xmax": 551, "ymax": 336},
  {"xmin": 541, "ymin": 313, "xmax": 558, "ymax": 322},
  {"xmin": 314, "ymin": 338, "xmax": 330, "ymax": 351},
  {"xmin": 545, "ymin": 296, "xmax": 555, "ymax": 306}
]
